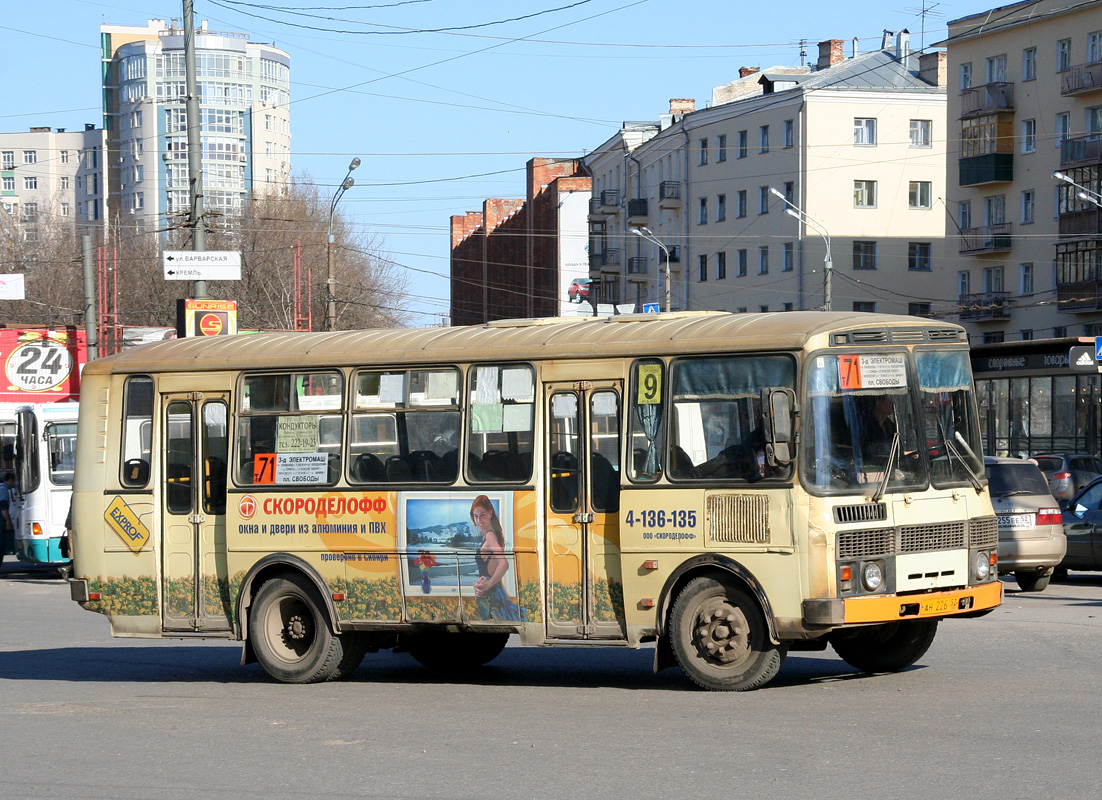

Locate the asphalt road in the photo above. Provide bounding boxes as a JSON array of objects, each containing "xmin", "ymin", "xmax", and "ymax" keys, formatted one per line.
[{"xmin": 3, "ymin": 559, "xmax": 1101, "ymax": 800}]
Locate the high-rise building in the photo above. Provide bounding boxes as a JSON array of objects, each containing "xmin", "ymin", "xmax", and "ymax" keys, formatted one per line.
[
  {"xmin": 100, "ymin": 18, "xmax": 291, "ymax": 232},
  {"xmin": 0, "ymin": 124, "xmax": 107, "ymax": 240}
]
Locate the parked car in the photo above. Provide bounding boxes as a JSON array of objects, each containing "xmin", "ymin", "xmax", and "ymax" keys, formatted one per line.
[
  {"xmin": 985, "ymin": 456, "xmax": 1066, "ymax": 592},
  {"xmin": 567, "ymin": 277, "xmax": 591, "ymax": 303},
  {"xmin": 1060, "ymin": 475, "xmax": 1102, "ymax": 576},
  {"xmin": 1032, "ymin": 453, "xmax": 1102, "ymax": 506}
]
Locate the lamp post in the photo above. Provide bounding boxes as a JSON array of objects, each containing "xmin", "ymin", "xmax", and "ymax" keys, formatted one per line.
[
  {"xmin": 1053, "ymin": 170, "xmax": 1102, "ymax": 208},
  {"xmin": 769, "ymin": 187, "xmax": 833, "ymax": 311},
  {"xmin": 630, "ymin": 226, "xmax": 671, "ymax": 312},
  {"xmin": 326, "ymin": 156, "xmax": 360, "ymax": 331}
]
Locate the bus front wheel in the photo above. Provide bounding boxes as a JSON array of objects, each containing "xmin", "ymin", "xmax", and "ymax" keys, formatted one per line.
[
  {"xmin": 251, "ymin": 574, "xmax": 355, "ymax": 683},
  {"xmin": 830, "ymin": 619, "xmax": 938, "ymax": 673},
  {"xmin": 669, "ymin": 576, "xmax": 785, "ymax": 691}
]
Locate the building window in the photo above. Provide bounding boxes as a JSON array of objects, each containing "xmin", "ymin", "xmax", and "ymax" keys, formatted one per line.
[
  {"xmin": 717, "ymin": 134, "xmax": 727, "ymax": 162},
  {"xmin": 853, "ymin": 241, "xmax": 877, "ymax": 270},
  {"xmin": 908, "ymin": 242, "xmax": 932, "ymax": 271},
  {"xmin": 910, "ymin": 119, "xmax": 932, "ymax": 147},
  {"xmin": 854, "ymin": 180, "xmax": 877, "ymax": 208},
  {"xmin": 909, "ymin": 302, "xmax": 932, "ymax": 317},
  {"xmin": 983, "ymin": 266, "xmax": 1005, "ymax": 292},
  {"xmin": 2, "ymin": 151, "xmax": 13, "ymax": 169},
  {"xmin": 1089, "ymin": 105, "xmax": 1102, "ymax": 134},
  {"xmin": 716, "ymin": 251, "xmax": 726, "ymax": 279},
  {"xmin": 759, "ymin": 125, "xmax": 769, "ymax": 153},
  {"xmin": 698, "ymin": 197, "xmax": 708, "ymax": 224},
  {"xmin": 984, "ymin": 194, "xmax": 1006, "ymax": 225},
  {"xmin": 1090, "ymin": 31, "xmax": 1102, "ymax": 63},
  {"xmin": 1021, "ymin": 119, "xmax": 1036, "ymax": 153},
  {"xmin": 60, "ymin": 150, "xmax": 70, "ymax": 164},
  {"xmin": 983, "ymin": 331, "xmax": 1005, "ymax": 344},
  {"xmin": 737, "ymin": 130, "xmax": 748, "ymax": 158},
  {"xmin": 699, "ymin": 138, "xmax": 709, "ymax": 166},
  {"xmin": 22, "ymin": 202, "xmax": 37, "ymax": 222},
  {"xmin": 716, "ymin": 194, "xmax": 726, "ymax": 221},
  {"xmin": 759, "ymin": 305, "xmax": 769, "ymax": 313},
  {"xmin": 1023, "ymin": 47, "xmax": 1037, "ymax": 81},
  {"xmin": 737, "ymin": 307, "xmax": 747, "ymax": 313},
  {"xmin": 784, "ymin": 119, "xmax": 794, "ymax": 147},
  {"xmin": 1056, "ymin": 112, "xmax": 1071, "ymax": 145},
  {"xmin": 960, "ymin": 62, "xmax": 972, "ymax": 91},
  {"xmin": 1021, "ymin": 190, "xmax": 1035, "ymax": 224},
  {"xmin": 759, "ymin": 186, "xmax": 770, "ymax": 214},
  {"xmin": 758, "ymin": 246, "xmax": 769, "ymax": 275},
  {"xmin": 2, "ymin": 176, "xmax": 13, "ymax": 191},
  {"xmin": 985, "ymin": 54, "xmax": 1007, "ymax": 83},
  {"xmin": 1020, "ymin": 262, "xmax": 1034, "ymax": 294},
  {"xmin": 1054, "ymin": 326, "xmax": 1067, "ymax": 337},
  {"xmin": 23, "ymin": 176, "xmax": 37, "ymax": 190},
  {"xmin": 1058, "ymin": 39, "xmax": 1071, "ymax": 72},
  {"xmin": 61, "ymin": 202, "xmax": 70, "ymax": 216},
  {"xmin": 783, "ymin": 242, "xmax": 794, "ymax": 272},
  {"xmin": 959, "ymin": 200, "xmax": 972, "ymax": 229},
  {"xmin": 737, "ymin": 249, "xmax": 748, "ymax": 277},
  {"xmin": 908, "ymin": 181, "xmax": 932, "ymax": 209},
  {"xmin": 783, "ymin": 302, "xmax": 794, "ymax": 312},
  {"xmin": 1020, "ymin": 329, "xmax": 1034, "ymax": 341},
  {"xmin": 736, "ymin": 190, "xmax": 747, "ymax": 218},
  {"xmin": 853, "ymin": 301, "xmax": 876, "ymax": 313},
  {"xmin": 59, "ymin": 176, "xmax": 69, "ymax": 190},
  {"xmin": 699, "ymin": 254, "xmax": 708, "ymax": 281},
  {"xmin": 958, "ymin": 270, "xmax": 971, "ymax": 297},
  {"xmin": 23, "ymin": 150, "xmax": 36, "ymax": 165},
  {"xmin": 854, "ymin": 117, "xmax": 877, "ymax": 145}
]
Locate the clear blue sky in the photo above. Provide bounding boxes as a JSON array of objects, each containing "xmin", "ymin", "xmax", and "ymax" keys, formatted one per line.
[{"xmin": 3, "ymin": 0, "xmax": 994, "ymax": 326}]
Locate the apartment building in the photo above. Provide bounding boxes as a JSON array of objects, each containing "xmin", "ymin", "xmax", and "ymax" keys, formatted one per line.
[
  {"xmin": 450, "ymin": 158, "xmax": 591, "ymax": 325},
  {"xmin": 0, "ymin": 125, "xmax": 107, "ymax": 240},
  {"xmin": 944, "ymin": 0, "xmax": 1102, "ymax": 343},
  {"xmin": 585, "ymin": 34, "xmax": 951, "ymax": 316},
  {"xmin": 100, "ymin": 18, "xmax": 291, "ymax": 231}
]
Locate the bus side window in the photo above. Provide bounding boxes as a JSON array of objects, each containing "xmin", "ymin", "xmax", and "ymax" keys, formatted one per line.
[
  {"xmin": 121, "ymin": 376, "xmax": 154, "ymax": 488},
  {"xmin": 629, "ymin": 359, "xmax": 665, "ymax": 482}
]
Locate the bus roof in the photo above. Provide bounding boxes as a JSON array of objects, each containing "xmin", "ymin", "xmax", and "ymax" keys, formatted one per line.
[{"xmin": 83, "ymin": 311, "xmax": 967, "ymax": 375}]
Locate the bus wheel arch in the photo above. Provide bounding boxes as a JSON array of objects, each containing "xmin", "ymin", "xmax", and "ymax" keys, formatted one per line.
[{"xmin": 237, "ymin": 553, "xmax": 341, "ymax": 643}]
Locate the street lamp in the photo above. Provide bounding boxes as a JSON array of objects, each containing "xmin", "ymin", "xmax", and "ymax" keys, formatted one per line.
[
  {"xmin": 326, "ymin": 156, "xmax": 361, "ymax": 331},
  {"xmin": 1053, "ymin": 170, "xmax": 1102, "ymax": 208},
  {"xmin": 630, "ymin": 226, "xmax": 671, "ymax": 312},
  {"xmin": 769, "ymin": 187, "xmax": 833, "ymax": 311}
]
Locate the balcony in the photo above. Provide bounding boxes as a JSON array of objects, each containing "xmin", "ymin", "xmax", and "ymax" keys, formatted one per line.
[
  {"xmin": 602, "ymin": 248, "xmax": 621, "ymax": 267},
  {"xmin": 1059, "ymin": 207, "xmax": 1102, "ymax": 237},
  {"xmin": 959, "ymin": 82, "xmax": 1014, "ymax": 118},
  {"xmin": 1060, "ymin": 133, "xmax": 1102, "ymax": 168},
  {"xmin": 1062, "ymin": 62, "xmax": 1102, "ymax": 96},
  {"xmin": 1056, "ymin": 241, "xmax": 1102, "ymax": 311},
  {"xmin": 587, "ymin": 189, "xmax": 622, "ymax": 219},
  {"xmin": 1057, "ymin": 280, "xmax": 1102, "ymax": 312},
  {"xmin": 588, "ymin": 217, "xmax": 607, "ymax": 235},
  {"xmin": 958, "ymin": 291, "xmax": 1011, "ymax": 321},
  {"xmin": 627, "ymin": 256, "xmax": 648, "ymax": 275},
  {"xmin": 958, "ymin": 223, "xmax": 1013, "ymax": 254},
  {"xmin": 959, "ymin": 153, "xmax": 1013, "ymax": 185},
  {"xmin": 627, "ymin": 198, "xmax": 649, "ymax": 226},
  {"xmin": 659, "ymin": 181, "xmax": 682, "ymax": 210}
]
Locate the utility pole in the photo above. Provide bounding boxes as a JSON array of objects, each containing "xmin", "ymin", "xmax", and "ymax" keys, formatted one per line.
[
  {"xmin": 81, "ymin": 235, "xmax": 99, "ymax": 360},
  {"xmin": 183, "ymin": 0, "xmax": 208, "ymax": 299}
]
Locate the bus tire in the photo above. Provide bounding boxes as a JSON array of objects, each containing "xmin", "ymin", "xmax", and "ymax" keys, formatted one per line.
[
  {"xmin": 405, "ymin": 631, "xmax": 510, "ymax": 672},
  {"xmin": 669, "ymin": 576, "xmax": 785, "ymax": 691},
  {"xmin": 250, "ymin": 574, "xmax": 344, "ymax": 683},
  {"xmin": 830, "ymin": 619, "xmax": 938, "ymax": 673}
]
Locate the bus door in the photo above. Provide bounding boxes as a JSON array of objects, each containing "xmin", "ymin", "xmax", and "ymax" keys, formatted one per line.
[
  {"xmin": 160, "ymin": 392, "xmax": 231, "ymax": 633},
  {"xmin": 545, "ymin": 381, "xmax": 626, "ymax": 640}
]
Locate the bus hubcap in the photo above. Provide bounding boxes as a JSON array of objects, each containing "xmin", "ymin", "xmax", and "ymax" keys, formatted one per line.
[{"xmin": 695, "ymin": 600, "xmax": 750, "ymax": 666}]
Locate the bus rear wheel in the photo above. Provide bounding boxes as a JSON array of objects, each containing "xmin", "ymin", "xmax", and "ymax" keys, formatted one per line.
[
  {"xmin": 405, "ymin": 631, "xmax": 510, "ymax": 672},
  {"xmin": 830, "ymin": 619, "xmax": 938, "ymax": 673},
  {"xmin": 251, "ymin": 574, "xmax": 349, "ymax": 683},
  {"xmin": 669, "ymin": 576, "xmax": 785, "ymax": 691}
]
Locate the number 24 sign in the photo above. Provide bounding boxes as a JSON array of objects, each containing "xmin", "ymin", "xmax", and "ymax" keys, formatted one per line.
[{"xmin": 5, "ymin": 339, "xmax": 74, "ymax": 392}]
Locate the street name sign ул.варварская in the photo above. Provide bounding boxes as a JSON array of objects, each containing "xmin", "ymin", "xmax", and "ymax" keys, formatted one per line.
[{"xmin": 162, "ymin": 251, "xmax": 242, "ymax": 282}]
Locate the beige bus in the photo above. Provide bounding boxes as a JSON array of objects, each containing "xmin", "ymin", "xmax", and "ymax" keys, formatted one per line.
[{"xmin": 67, "ymin": 311, "xmax": 1001, "ymax": 690}]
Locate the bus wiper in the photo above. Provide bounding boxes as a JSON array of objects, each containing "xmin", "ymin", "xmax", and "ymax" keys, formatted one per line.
[
  {"xmin": 872, "ymin": 431, "xmax": 900, "ymax": 503},
  {"xmin": 946, "ymin": 431, "xmax": 983, "ymax": 494}
]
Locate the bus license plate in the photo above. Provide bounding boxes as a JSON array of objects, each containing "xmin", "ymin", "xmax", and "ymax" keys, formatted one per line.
[{"xmin": 919, "ymin": 595, "xmax": 961, "ymax": 615}]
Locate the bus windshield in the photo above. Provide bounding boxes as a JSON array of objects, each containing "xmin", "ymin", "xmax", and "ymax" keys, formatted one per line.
[
  {"xmin": 915, "ymin": 349, "xmax": 984, "ymax": 488},
  {"xmin": 47, "ymin": 422, "xmax": 78, "ymax": 486}
]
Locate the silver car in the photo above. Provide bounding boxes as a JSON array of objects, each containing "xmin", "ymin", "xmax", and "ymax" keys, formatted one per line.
[
  {"xmin": 1033, "ymin": 453, "xmax": 1102, "ymax": 506},
  {"xmin": 985, "ymin": 456, "xmax": 1067, "ymax": 592}
]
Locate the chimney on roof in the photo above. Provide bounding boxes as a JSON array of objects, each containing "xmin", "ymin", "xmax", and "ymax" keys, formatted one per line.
[
  {"xmin": 882, "ymin": 30, "xmax": 895, "ymax": 50},
  {"xmin": 896, "ymin": 29, "xmax": 911, "ymax": 61},
  {"xmin": 739, "ymin": 66, "xmax": 760, "ymax": 79},
  {"xmin": 85, "ymin": 123, "xmax": 95, "ymax": 131},
  {"xmin": 852, "ymin": 38, "xmax": 859, "ymax": 58},
  {"xmin": 29, "ymin": 126, "xmax": 50, "ymax": 133},
  {"xmin": 918, "ymin": 51, "xmax": 946, "ymax": 87},
  {"xmin": 669, "ymin": 98, "xmax": 696, "ymax": 116},
  {"xmin": 816, "ymin": 40, "xmax": 844, "ymax": 70}
]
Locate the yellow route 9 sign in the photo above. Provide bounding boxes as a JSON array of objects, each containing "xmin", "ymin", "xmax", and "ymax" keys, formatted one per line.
[{"xmin": 637, "ymin": 363, "xmax": 663, "ymax": 405}]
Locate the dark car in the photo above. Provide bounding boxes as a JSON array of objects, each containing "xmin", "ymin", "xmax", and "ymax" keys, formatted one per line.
[
  {"xmin": 1033, "ymin": 453, "xmax": 1102, "ymax": 506},
  {"xmin": 1060, "ymin": 475, "xmax": 1102, "ymax": 576},
  {"xmin": 985, "ymin": 456, "xmax": 1066, "ymax": 592},
  {"xmin": 567, "ymin": 277, "xmax": 591, "ymax": 303}
]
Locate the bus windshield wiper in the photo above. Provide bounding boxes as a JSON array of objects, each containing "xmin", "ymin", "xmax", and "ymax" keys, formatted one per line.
[
  {"xmin": 945, "ymin": 430, "xmax": 983, "ymax": 494},
  {"xmin": 872, "ymin": 431, "xmax": 900, "ymax": 503}
]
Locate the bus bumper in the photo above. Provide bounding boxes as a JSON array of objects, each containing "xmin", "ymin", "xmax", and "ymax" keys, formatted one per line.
[
  {"xmin": 17, "ymin": 536, "xmax": 70, "ymax": 566},
  {"xmin": 803, "ymin": 581, "xmax": 1002, "ymax": 626}
]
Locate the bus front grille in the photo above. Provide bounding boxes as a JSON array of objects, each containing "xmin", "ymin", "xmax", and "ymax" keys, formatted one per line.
[
  {"xmin": 969, "ymin": 516, "xmax": 998, "ymax": 548},
  {"xmin": 707, "ymin": 494, "xmax": 769, "ymax": 544},
  {"xmin": 900, "ymin": 521, "xmax": 966, "ymax": 553},
  {"xmin": 834, "ymin": 502, "xmax": 887, "ymax": 524},
  {"xmin": 838, "ymin": 528, "xmax": 895, "ymax": 558}
]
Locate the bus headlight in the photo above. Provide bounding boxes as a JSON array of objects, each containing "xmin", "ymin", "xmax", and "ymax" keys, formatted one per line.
[
  {"xmin": 975, "ymin": 552, "xmax": 991, "ymax": 581},
  {"xmin": 862, "ymin": 561, "xmax": 884, "ymax": 591}
]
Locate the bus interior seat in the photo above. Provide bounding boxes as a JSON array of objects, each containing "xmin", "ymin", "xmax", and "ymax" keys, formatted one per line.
[
  {"xmin": 385, "ymin": 455, "xmax": 412, "ymax": 483},
  {"xmin": 550, "ymin": 450, "xmax": 579, "ymax": 510},
  {"xmin": 589, "ymin": 451, "xmax": 620, "ymax": 511},
  {"xmin": 352, "ymin": 452, "xmax": 386, "ymax": 482},
  {"xmin": 670, "ymin": 446, "xmax": 694, "ymax": 479}
]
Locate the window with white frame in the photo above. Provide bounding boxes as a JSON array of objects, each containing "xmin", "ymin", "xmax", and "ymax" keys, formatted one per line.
[
  {"xmin": 23, "ymin": 150, "xmax": 36, "ymax": 164},
  {"xmin": 854, "ymin": 118, "xmax": 877, "ymax": 145},
  {"xmin": 982, "ymin": 266, "xmax": 1005, "ymax": 293},
  {"xmin": 1023, "ymin": 47, "xmax": 1037, "ymax": 81},
  {"xmin": 959, "ymin": 200, "xmax": 972, "ymax": 230},
  {"xmin": 23, "ymin": 176, "xmax": 37, "ymax": 190},
  {"xmin": 1090, "ymin": 31, "xmax": 1102, "ymax": 64},
  {"xmin": 854, "ymin": 180, "xmax": 877, "ymax": 208},
  {"xmin": 984, "ymin": 194, "xmax": 1006, "ymax": 225},
  {"xmin": 985, "ymin": 54, "xmax": 1007, "ymax": 83},
  {"xmin": 909, "ymin": 119, "xmax": 932, "ymax": 147},
  {"xmin": 61, "ymin": 202, "xmax": 70, "ymax": 217},
  {"xmin": 2, "ymin": 176, "xmax": 13, "ymax": 192},
  {"xmin": 1021, "ymin": 190, "xmax": 1035, "ymax": 223},
  {"xmin": 909, "ymin": 181, "xmax": 932, "ymax": 209},
  {"xmin": 1021, "ymin": 119, "xmax": 1036, "ymax": 153},
  {"xmin": 1020, "ymin": 263, "xmax": 1033, "ymax": 294},
  {"xmin": 60, "ymin": 176, "xmax": 69, "ymax": 190},
  {"xmin": 2, "ymin": 151, "xmax": 13, "ymax": 169},
  {"xmin": 960, "ymin": 62, "xmax": 972, "ymax": 91},
  {"xmin": 1058, "ymin": 39, "xmax": 1071, "ymax": 72},
  {"xmin": 1088, "ymin": 105, "xmax": 1102, "ymax": 134},
  {"xmin": 60, "ymin": 150, "xmax": 69, "ymax": 164},
  {"xmin": 958, "ymin": 270, "xmax": 970, "ymax": 297},
  {"xmin": 699, "ymin": 138, "xmax": 708, "ymax": 166}
]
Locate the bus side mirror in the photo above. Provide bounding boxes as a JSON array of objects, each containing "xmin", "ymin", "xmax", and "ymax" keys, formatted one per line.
[{"xmin": 762, "ymin": 388, "xmax": 796, "ymax": 466}]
